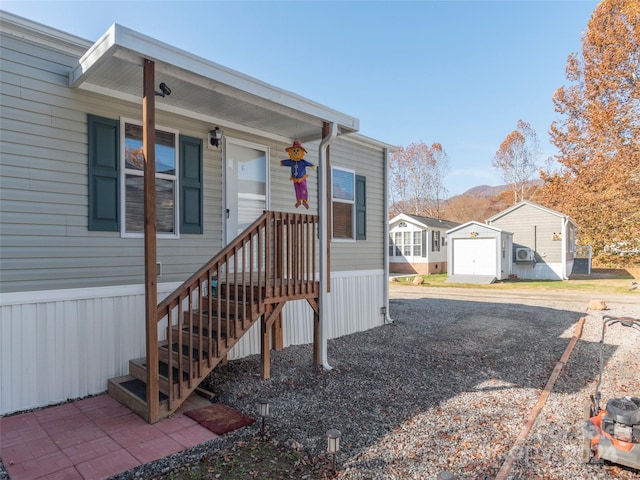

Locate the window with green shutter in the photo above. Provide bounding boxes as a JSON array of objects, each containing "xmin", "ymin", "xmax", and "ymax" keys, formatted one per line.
[
  {"xmin": 179, "ymin": 135, "xmax": 203, "ymax": 234},
  {"xmin": 87, "ymin": 115, "xmax": 203, "ymax": 236},
  {"xmin": 331, "ymin": 168, "xmax": 366, "ymax": 241},
  {"xmin": 88, "ymin": 114, "xmax": 120, "ymax": 231},
  {"xmin": 356, "ymin": 174, "xmax": 366, "ymax": 240}
]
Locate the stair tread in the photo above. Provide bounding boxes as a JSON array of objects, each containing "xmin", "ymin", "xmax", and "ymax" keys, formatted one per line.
[
  {"xmin": 130, "ymin": 358, "xmax": 188, "ymax": 382},
  {"xmin": 111, "ymin": 376, "xmax": 169, "ymax": 403}
]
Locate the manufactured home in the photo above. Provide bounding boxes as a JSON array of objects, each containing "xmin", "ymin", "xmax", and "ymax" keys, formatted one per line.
[
  {"xmin": 487, "ymin": 201, "xmax": 577, "ymax": 280},
  {"xmin": 0, "ymin": 12, "xmax": 394, "ymax": 422},
  {"xmin": 388, "ymin": 214, "xmax": 459, "ymax": 274}
]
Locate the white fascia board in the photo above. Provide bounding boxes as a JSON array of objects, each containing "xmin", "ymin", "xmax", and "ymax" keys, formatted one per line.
[
  {"xmin": 1, "ymin": 10, "xmax": 91, "ymax": 56},
  {"xmin": 69, "ymin": 24, "xmax": 119, "ymax": 87},
  {"xmin": 70, "ymin": 23, "xmax": 359, "ymax": 132},
  {"xmin": 447, "ymin": 220, "xmax": 505, "ymax": 235},
  {"xmin": 389, "ymin": 213, "xmax": 430, "ymax": 231}
]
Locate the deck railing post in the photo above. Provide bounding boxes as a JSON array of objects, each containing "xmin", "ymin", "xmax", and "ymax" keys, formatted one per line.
[{"xmin": 142, "ymin": 58, "xmax": 159, "ymax": 424}]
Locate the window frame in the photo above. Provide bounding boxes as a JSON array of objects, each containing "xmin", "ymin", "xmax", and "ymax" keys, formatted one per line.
[
  {"xmin": 432, "ymin": 230, "xmax": 441, "ymax": 252},
  {"xmin": 331, "ymin": 166, "xmax": 356, "ymax": 242},
  {"xmin": 120, "ymin": 118, "xmax": 180, "ymax": 239}
]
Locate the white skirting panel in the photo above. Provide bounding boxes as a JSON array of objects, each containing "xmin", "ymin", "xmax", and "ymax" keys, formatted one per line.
[
  {"xmin": 227, "ymin": 270, "xmax": 386, "ymax": 359},
  {"xmin": 0, "ymin": 283, "xmax": 180, "ymax": 416},
  {"xmin": 328, "ymin": 270, "xmax": 385, "ymax": 338},
  {"xmin": 1, "ymin": 271, "xmax": 385, "ymax": 415},
  {"xmin": 512, "ymin": 262, "xmax": 568, "ymax": 280}
]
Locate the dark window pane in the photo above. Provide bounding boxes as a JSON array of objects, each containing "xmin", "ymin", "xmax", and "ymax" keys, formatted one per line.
[
  {"xmin": 332, "ymin": 169, "xmax": 354, "ymax": 201},
  {"xmin": 333, "ymin": 202, "xmax": 353, "ymax": 239},
  {"xmin": 125, "ymin": 175, "xmax": 175, "ymax": 234},
  {"xmin": 124, "ymin": 123, "xmax": 175, "ymax": 174}
]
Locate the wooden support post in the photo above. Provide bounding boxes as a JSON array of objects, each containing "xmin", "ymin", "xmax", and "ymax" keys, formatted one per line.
[
  {"xmin": 261, "ymin": 306, "xmax": 272, "ymax": 379},
  {"xmin": 143, "ymin": 59, "xmax": 159, "ymax": 424},
  {"xmin": 272, "ymin": 312, "xmax": 283, "ymax": 351}
]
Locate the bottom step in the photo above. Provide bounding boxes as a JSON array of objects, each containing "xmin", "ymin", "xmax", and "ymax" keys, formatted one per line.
[{"xmin": 108, "ymin": 375, "xmax": 169, "ymax": 423}]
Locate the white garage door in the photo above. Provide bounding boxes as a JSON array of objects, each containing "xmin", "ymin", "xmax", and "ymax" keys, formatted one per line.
[{"xmin": 452, "ymin": 238, "xmax": 497, "ymax": 275}]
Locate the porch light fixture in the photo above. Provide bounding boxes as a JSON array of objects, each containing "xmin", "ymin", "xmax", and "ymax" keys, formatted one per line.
[
  {"xmin": 326, "ymin": 428, "xmax": 341, "ymax": 472},
  {"xmin": 258, "ymin": 397, "xmax": 269, "ymax": 439},
  {"xmin": 209, "ymin": 127, "xmax": 223, "ymax": 148},
  {"xmin": 155, "ymin": 82, "xmax": 171, "ymax": 97}
]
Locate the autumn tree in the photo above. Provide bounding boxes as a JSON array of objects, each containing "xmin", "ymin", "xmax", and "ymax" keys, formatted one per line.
[
  {"xmin": 389, "ymin": 141, "xmax": 450, "ymax": 218},
  {"xmin": 536, "ymin": 0, "xmax": 639, "ymax": 263},
  {"xmin": 493, "ymin": 120, "xmax": 541, "ymax": 204},
  {"xmin": 441, "ymin": 189, "xmax": 513, "ymax": 224},
  {"xmin": 429, "ymin": 143, "xmax": 451, "ymax": 218}
]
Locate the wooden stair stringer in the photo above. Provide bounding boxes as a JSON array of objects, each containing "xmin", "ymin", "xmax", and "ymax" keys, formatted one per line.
[{"xmin": 108, "ymin": 296, "xmax": 265, "ymax": 422}]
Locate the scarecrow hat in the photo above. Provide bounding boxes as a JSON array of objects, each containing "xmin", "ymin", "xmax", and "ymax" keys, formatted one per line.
[{"xmin": 286, "ymin": 140, "xmax": 307, "ymax": 153}]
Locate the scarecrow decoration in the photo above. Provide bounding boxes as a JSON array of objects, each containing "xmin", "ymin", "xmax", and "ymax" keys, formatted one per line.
[{"xmin": 281, "ymin": 140, "xmax": 315, "ymax": 208}]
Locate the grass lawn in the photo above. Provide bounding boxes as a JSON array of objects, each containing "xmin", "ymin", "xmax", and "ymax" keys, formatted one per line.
[{"xmin": 390, "ymin": 269, "xmax": 638, "ymax": 296}]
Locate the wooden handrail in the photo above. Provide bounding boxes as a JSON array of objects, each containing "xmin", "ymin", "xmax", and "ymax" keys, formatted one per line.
[{"xmin": 152, "ymin": 211, "xmax": 319, "ymax": 415}]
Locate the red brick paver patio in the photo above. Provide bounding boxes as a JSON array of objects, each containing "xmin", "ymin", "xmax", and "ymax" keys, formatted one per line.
[{"xmin": 0, "ymin": 394, "xmax": 219, "ymax": 479}]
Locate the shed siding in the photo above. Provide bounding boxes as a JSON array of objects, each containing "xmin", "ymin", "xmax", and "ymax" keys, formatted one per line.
[{"xmin": 490, "ymin": 204, "xmax": 563, "ymax": 263}]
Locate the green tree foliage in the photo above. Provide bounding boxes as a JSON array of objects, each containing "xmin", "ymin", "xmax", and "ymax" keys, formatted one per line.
[{"xmin": 536, "ymin": 0, "xmax": 640, "ymax": 264}]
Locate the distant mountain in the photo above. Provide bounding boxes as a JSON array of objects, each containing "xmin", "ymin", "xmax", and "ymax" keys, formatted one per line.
[
  {"xmin": 459, "ymin": 184, "xmax": 510, "ymax": 199},
  {"xmin": 456, "ymin": 180, "xmax": 542, "ymax": 200}
]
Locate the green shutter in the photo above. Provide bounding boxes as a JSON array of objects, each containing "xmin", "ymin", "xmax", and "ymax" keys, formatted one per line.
[
  {"xmin": 356, "ymin": 174, "xmax": 366, "ymax": 240},
  {"xmin": 87, "ymin": 114, "xmax": 119, "ymax": 231},
  {"xmin": 179, "ymin": 135, "xmax": 203, "ymax": 234}
]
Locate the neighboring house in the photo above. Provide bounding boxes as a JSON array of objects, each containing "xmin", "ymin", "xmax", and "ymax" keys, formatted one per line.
[
  {"xmin": 446, "ymin": 221, "xmax": 513, "ymax": 284},
  {"xmin": 388, "ymin": 214, "xmax": 459, "ymax": 274},
  {"xmin": 487, "ymin": 201, "xmax": 577, "ymax": 280},
  {"xmin": 0, "ymin": 12, "xmax": 394, "ymax": 420}
]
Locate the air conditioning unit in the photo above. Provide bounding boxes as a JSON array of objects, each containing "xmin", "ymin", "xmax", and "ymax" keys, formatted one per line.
[{"xmin": 515, "ymin": 247, "xmax": 534, "ymax": 262}]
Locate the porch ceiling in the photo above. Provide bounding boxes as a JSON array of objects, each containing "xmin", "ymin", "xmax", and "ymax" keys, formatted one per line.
[{"xmin": 69, "ymin": 24, "xmax": 359, "ymax": 142}]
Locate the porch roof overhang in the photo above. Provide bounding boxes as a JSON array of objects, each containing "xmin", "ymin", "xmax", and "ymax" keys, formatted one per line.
[{"xmin": 69, "ymin": 23, "xmax": 359, "ymax": 142}]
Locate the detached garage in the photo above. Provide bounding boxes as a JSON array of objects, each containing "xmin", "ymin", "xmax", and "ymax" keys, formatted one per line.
[{"xmin": 446, "ymin": 221, "xmax": 513, "ymax": 284}]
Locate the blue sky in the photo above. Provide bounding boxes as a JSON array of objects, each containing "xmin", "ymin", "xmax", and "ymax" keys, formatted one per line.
[{"xmin": 2, "ymin": 0, "xmax": 599, "ymax": 196}]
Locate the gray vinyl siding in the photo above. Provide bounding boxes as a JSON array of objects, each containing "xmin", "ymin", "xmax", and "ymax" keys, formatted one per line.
[
  {"xmin": 490, "ymin": 204, "xmax": 563, "ymax": 263},
  {"xmin": 267, "ymin": 135, "xmax": 386, "ymax": 273},
  {"xmin": 0, "ymin": 20, "xmax": 387, "ymax": 293},
  {"xmin": 329, "ymin": 137, "xmax": 385, "ymax": 272},
  {"xmin": 0, "ymin": 29, "xmax": 227, "ymax": 293}
]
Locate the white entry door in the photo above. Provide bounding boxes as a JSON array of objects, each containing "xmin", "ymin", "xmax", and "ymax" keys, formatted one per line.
[
  {"xmin": 452, "ymin": 238, "xmax": 496, "ymax": 275},
  {"xmin": 224, "ymin": 138, "xmax": 269, "ymax": 244}
]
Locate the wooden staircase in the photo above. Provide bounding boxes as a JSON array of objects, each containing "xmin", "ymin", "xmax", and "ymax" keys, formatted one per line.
[{"xmin": 108, "ymin": 211, "xmax": 320, "ymax": 423}]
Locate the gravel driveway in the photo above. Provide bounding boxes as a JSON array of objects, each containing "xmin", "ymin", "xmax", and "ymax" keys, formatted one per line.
[{"xmin": 116, "ymin": 284, "xmax": 640, "ymax": 480}]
